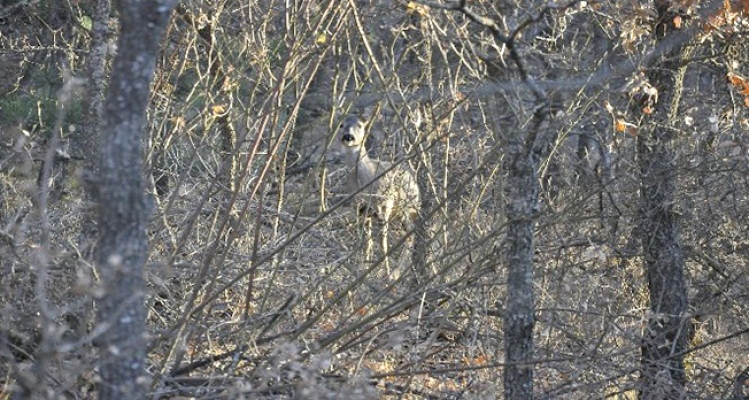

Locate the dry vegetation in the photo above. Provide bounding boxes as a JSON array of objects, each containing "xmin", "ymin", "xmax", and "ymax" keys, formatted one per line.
[{"xmin": 1, "ymin": 0, "xmax": 749, "ymax": 399}]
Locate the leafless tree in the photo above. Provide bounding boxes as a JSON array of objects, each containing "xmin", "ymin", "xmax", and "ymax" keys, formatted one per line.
[
  {"xmin": 94, "ymin": 0, "xmax": 176, "ymax": 399},
  {"xmin": 635, "ymin": 6, "xmax": 691, "ymax": 399},
  {"xmin": 2, "ymin": 0, "xmax": 749, "ymax": 398}
]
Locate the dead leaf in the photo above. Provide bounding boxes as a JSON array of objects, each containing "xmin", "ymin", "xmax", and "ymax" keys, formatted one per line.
[
  {"xmin": 211, "ymin": 104, "xmax": 226, "ymax": 115},
  {"xmin": 616, "ymin": 119, "xmax": 639, "ymax": 136},
  {"xmin": 727, "ymin": 73, "xmax": 749, "ymax": 107},
  {"xmin": 405, "ymin": 1, "xmax": 429, "ymax": 16},
  {"xmin": 615, "ymin": 119, "xmax": 631, "ymax": 132}
]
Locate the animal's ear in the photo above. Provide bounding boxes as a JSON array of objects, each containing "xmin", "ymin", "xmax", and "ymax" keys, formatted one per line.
[
  {"xmin": 361, "ymin": 105, "xmax": 377, "ymax": 123},
  {"xmin": 333, "ymin": 110, "xmax": 348, "ymax": 129},
  {"xmin": 334, "ymin": 114, "xmax": 344, "ymax": 130}
]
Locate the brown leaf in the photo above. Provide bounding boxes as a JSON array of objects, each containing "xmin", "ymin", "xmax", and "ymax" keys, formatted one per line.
[
  {"xmin": 727, "ymin": 73, "xmax": 749, "ymax": 104},
  {"xmin": 728, "ymin": 72, "xmax": 746, "ymax": 87},
  {"xmin": 615, "ymin": 119, "xmax": 627, "ymax": 133},
  {"xmin": 616, "ymin": 119, "xmax": 639, "ymax": 136},
  {"xmin": 740, "ymin": 0, "xmax": 749, "ymax": 13}
]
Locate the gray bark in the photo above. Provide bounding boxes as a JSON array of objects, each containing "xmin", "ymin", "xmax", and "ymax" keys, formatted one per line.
[
  {"xmin": 637, "ymin": 2, "xmax": 691, "ymax": 398},
  {"xmin": 95, "ymin": 1, "xmax": 176, "ymax": 399},
  {"xmin": 502, "ymin": 113, "xmax": 545, "ymax": 400},
  {"xmin": 80, "ymin": 0, "xmax": 110, "ymax": 249}
]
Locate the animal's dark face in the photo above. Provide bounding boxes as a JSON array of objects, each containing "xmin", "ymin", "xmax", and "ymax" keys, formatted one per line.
[{"xmin": 338, "ymin": 115, "xmax": 366, "ymax": 148}]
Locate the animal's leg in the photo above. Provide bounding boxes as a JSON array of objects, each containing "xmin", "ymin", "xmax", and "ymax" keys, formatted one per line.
[
  {"xmin": 381, "ymin": 200, "xmax": 395, "ymax": 277},
  {"xmin": 382, "ymin": 218, "xmax": 390, "ymax": 276},
  {"xmin": 365, "ymin": 216, "xmax": 374, "ymax": 264}
]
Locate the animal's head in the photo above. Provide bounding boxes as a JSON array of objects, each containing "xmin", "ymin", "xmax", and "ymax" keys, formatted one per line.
[{"xmin": 338, "ymin": 114, "xmax": 367, "ymax": 149}]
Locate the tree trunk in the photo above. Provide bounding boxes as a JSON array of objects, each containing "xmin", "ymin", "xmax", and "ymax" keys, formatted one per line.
[
  {"xmin": 637, "ymin": 3, "xmax": 691, "ymax": 398},
  {"xmin": 95, "ymin": 1, "xmax": 175, "ymax": 399},
  {"xmin": 502, "ymin": 114, "xmax": 544, "ymax": 400},
  {"xmin": 80, "ymin": 0, "xmax": 109, "ymax": 250}
]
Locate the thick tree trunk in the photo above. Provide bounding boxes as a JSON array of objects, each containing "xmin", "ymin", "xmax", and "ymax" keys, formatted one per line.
[
  {"xmin": 637, "ymin": 86, "xmax": 690, "ymax": 399},
  {"xmin": 638, "ymin": 117, "xmax": 690, "ymax": 399},
  {"xmin": 95, "ymin": 1, "xmax": 175, "ymax": 399},
  {"xmin": 502, "ymin": 114, "xmax": 544, "ymax": 400},
  {"xmin": 637, "ymin": 3, "xmax": 691, "ymax": 398}
]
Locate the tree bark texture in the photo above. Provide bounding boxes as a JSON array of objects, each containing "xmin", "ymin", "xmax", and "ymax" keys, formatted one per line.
[
  {"xmin": 502, "ymin": 115, "xmax": 543, "ymax": 400},
  {"xmin": 95, "ymin": 1, "xmax": 175, "ymax": 399},
  {"xmin": 80, "ymin": 0, "xmax": 110, "ymax": 248},
  {"xmin": 638, "ymin": 3, "xmax": 691, "ymax": 398}
]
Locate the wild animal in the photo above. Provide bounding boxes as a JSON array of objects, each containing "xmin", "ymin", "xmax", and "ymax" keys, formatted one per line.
[{"xmin": 338, "ymin": 114, "xmax": 420, "ymax": 274}]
